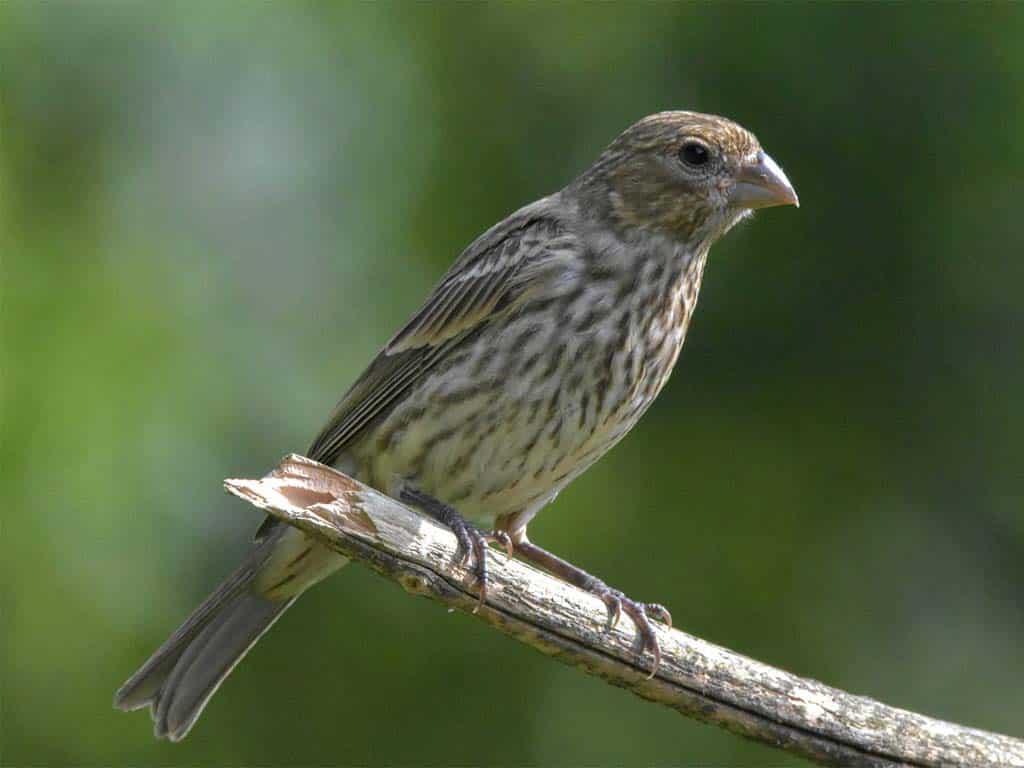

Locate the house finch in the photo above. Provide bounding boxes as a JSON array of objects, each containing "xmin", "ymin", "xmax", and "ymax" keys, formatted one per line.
[{"xmin": 115, "ymin": 111, "xmax": 798, "ymax": 740}]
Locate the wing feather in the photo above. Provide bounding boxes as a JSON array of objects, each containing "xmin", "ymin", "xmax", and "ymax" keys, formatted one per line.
[
  {"xmin": 306, "ymin": 198, "xmax": 571, "ymax": 467},
  {"xmin": 388, "ymin": 240, "xmax": 520, "ymax": 352}
]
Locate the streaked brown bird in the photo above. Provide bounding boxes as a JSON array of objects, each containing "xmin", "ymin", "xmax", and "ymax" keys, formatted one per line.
[{"xmin": 115, "ymin": 111, "xmax": 798, "ymax": 740}]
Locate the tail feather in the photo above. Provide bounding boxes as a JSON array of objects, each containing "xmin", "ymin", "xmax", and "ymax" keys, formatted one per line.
[
  {"xmin": 151, "ymin": 592, "xmax": 295, "ymax": 741},
  {"xmin": 114, "ymin": 546, "xmax": 269, "ymax": 713},
  {"xmin": 114, "ymin": 530, "xmax": 294, "ymax": 741},
  {"xmin": 116, "ymin": 524, "xmax": 347, "ymax": 740}
]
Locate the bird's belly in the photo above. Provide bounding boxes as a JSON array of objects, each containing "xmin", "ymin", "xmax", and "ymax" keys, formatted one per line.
[
  {"xmin": 348, "ymin": 305, "xmax": 679, "ymax": 526},
  {"xmin": 356, "ymin": 388, "xmax": 619, "ymax": 526}
]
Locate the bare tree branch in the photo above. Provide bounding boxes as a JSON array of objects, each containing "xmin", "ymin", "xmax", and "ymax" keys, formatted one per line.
[{"xmin": 225, "ymin": 454, "xmax": 1023, "ymax": 768}]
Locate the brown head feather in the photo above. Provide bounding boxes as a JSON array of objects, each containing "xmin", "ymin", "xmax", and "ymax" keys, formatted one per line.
[{"xmin": 571, "ymin": 111, "xmax": 764, "ymax": 245}]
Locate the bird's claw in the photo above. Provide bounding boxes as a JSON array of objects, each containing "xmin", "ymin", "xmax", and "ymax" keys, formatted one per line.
[
  {"xmin": 646, "ymin": 602, "xmax": 673, "ymax": 630},
  {"xmin": 448, "ymin": 522, "xmax": 516, "ymax": 613},
  {"xmin": 590, "ymin": 581, "xmax": 670, "ymax": 679},
  {"xmin": 399, "ymin": 488, "xmax": 503, "ymax": 613},
  {"xmin": 598, "ymin": 590, "xmax": 624, "ymax": 629},
  {"xmin": 445, "ymin": 517, "xmax": 489, "ymax": 612},
  {"xmin": 484, "ymin": 529, "xmax": 515, "ymax": 557}
]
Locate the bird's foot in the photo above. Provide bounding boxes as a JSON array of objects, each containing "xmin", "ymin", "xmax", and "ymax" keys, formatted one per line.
[
  {"xmin": 510, "ymin": 540, "xmax": 671, "ymax": 679},
  {"xmin": 587, "ymin": 580, "xmax": 672, "ymax": 678},
  {"xmin": 448, "ymin": 526, "xmax": 515, "ymax": 610},
  {"xmin": 483, "ymin": 528, "xmax": 514, "ymax": 557},
  {"xmin": 399, "ymin": 488, "xmax": 510, "ymax": 612}
]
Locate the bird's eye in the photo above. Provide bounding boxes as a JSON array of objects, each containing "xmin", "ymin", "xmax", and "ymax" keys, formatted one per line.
[{"xmin": 679, "ymin": 141, "xmax": 711, "ymax": 168}]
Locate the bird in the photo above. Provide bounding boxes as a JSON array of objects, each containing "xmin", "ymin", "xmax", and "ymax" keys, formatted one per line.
[{"xmin": 114, "ymin": 110, "xmax": 798, "ymax": 741}]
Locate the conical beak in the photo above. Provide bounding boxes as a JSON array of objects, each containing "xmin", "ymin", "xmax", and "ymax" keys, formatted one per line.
[{"xmin": 731, "ymin": 151, "xmax": 799, "ymax": 209}]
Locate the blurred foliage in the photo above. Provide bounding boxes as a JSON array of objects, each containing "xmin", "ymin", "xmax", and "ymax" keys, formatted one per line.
[{"xmin": 3, "ymin": 3, "xmax": 1023, "ymax": 766}]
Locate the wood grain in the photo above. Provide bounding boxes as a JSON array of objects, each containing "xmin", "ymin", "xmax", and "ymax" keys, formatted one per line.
[{"xmin": 225, "ymin": 454, "xmax": 1024, "ymax": 768}]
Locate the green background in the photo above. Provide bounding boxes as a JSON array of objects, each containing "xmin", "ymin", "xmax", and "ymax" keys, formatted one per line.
[{"xmin": 3, "ymin": 3, "xmax": 1022, "ymax": 765}]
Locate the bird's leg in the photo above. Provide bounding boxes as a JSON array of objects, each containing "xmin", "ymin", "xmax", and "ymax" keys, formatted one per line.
[
  {"xmin": 511, "ymin": 539, "xmax": 672, "ymax": 678},
  {"xmin": 399, "ymin": 487, "xmax": 501, "ymax": 612}
]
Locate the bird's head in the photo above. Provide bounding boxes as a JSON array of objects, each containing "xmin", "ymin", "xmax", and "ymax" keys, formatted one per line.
[{"xmin": 574, "ymin": 111, "xmax": 798, "ymax": 246}]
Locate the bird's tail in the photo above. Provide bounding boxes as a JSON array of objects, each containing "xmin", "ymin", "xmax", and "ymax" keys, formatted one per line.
[{"xmin": 114, "ymin": 525, "xmax": 345, "ymax": 741}]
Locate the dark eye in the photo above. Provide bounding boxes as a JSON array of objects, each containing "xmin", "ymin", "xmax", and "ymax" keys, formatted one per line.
[{"xmin": 680, "ymin": 141, "xmax": 711, "ymax": 168}]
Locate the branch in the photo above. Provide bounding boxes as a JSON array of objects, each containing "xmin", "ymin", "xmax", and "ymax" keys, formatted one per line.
[{"xmin": 225, "ymin": 454, "xmax": 1023, "ymax": 768}]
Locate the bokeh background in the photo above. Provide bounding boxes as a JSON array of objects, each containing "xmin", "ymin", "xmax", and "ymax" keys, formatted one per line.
[{"xmin": 3, "ymin": 3, "xmax": 1023, "ymax": 765}]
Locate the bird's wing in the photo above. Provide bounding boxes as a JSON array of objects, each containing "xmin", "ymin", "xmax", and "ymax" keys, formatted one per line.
[{"xmin": 306, "ymin": 199, "xmax": 572, "ymax": 468}]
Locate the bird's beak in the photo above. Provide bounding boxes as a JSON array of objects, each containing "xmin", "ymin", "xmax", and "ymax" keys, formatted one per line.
[{"xmin": 731, "ymin": 151, "xmax": 799, "ymax": 209}]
